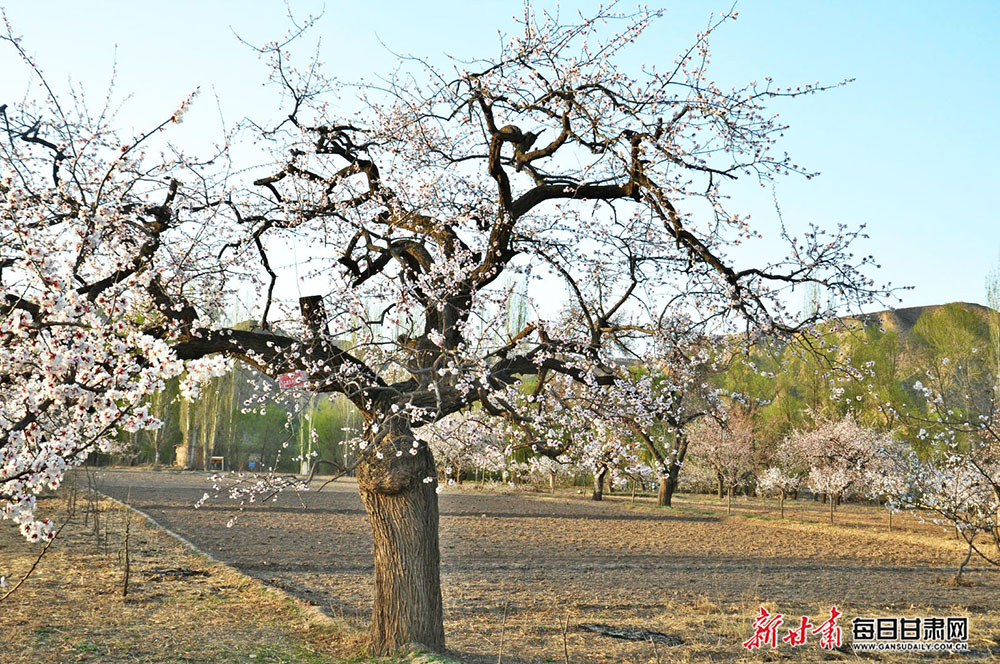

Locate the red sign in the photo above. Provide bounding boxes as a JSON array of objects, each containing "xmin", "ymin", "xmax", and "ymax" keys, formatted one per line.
[{"xmin": 278, "ymin": 370, "xmax": 309, "ymax": 389}]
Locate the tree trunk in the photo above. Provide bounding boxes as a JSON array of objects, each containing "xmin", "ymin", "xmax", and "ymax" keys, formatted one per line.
[
  {"xmin": 727, "ymin": 484, "xmax": 733, "ymax": 514},
  {"xmin": 658, "ymin": 473, "xmax": 674, "ymax": 507},
  {"xmin": 717, "ymin": 473, "xmax": 724, "ymax": 499},
  {"xmin": 658, "ymin": 462, "xmax": 682, "ymax": 507},
  {"xmin": 779, "ymin": 489, "xmax": 785, "ymax": 520},
  {"xmin": 356, "ymin": 421, "xmax": 444, "ymax": 655},
  {"xmin": 592, "ymin": 464, "xmax": 607, "ymax": 501},
  {"xmin": 955, "ymin": 540, "xmax": 973, "ymax": 583},
  {"xmin": 994, "ymin": 487, "xmax": 1000, "ymax": 530}
]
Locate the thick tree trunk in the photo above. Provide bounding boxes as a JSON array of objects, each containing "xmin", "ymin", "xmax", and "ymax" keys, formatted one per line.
[
  {"xmin": 657, "ymin": 472, "xmax": 675, "ymax": 507},
  {"xmin": 592, "ymin": 464, "xmax": 607, "ymax": 501},
  {"xmin": 716, "ymin": 473, "xmax": 724, "ymax": 499},
  {"xmin": 356, "ymin": 421, "xmax": 444, "ymax": 655},
  {"xmin": 658, "ymin": 461, "xmax": 682, "ymax": 507}
]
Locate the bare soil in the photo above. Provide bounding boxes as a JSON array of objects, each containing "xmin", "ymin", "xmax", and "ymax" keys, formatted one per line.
[{"xmin": 84, "ymin": 469, "xmax": 1000, "ymax": 663}]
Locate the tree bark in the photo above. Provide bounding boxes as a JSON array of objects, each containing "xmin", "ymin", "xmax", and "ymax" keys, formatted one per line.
[
  {"xmin": 658, "ymin": 461, "xmax": 682, "ymax": 507},
  {"xmin": 716, "ymin": 473, "xmax": 724, "ymax": 499},
  {"xmin": 356, "ymin": 422, "xmax": 444, "ymax": 655},
  {"xmin": 592, "ymin": 464, "xmax": 607, "ymax": 501},
  {"xmin": 955, "ymin": 540, "xmax": 973, "ymax": 583}
]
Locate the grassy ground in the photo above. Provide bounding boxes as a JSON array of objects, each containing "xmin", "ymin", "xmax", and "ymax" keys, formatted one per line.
[{"xmin": 0, "ymin": 491, "xmax": 453, "ymax": 664}]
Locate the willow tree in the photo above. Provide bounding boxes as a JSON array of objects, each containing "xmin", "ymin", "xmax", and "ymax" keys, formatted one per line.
[{"xmin": 1, "ymin": 5, "xmax": 884, "ymax": 654}]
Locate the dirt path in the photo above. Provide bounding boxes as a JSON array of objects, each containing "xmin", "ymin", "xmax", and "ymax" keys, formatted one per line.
[{"xmin": 91, "ymin": 469, "xmax": 1000, "ymax": 662}]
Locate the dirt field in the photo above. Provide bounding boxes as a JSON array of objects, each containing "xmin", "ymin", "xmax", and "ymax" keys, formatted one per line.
[{"xmin": 76, "ymin": 468, "xmax": 999, "ymax": 662}]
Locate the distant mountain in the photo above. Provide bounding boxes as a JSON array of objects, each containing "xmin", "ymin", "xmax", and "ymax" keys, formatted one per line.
[
  {"xmin": 712, "ymin": 302, "xmax": 1000, "ymax": 444},
  {"xmin": 842, "ymin": 301, "xmax": 998, "ymax": 379},
  {"xmin": 853, "ymin": 301, "xmax": 996, "ymax": 337}
]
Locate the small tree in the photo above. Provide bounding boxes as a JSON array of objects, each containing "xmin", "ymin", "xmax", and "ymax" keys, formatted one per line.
[
  {"xmin": 788, "ymin": 414, "xmax": 883, "ymax": 523},
  {"xmin": 758, "ymin": 466, "xmax": 803, "ymax": 519},
  {"xmin": 631, "ymin": 321, "xmax": 727, "ymax": 507},
  {"xmin": 885, "ymin": 366, "xmax": 1000, "ymax": 581},
  {"xmin": 690, "ymin": 406, "xmax": 759, "ymax": 513}
]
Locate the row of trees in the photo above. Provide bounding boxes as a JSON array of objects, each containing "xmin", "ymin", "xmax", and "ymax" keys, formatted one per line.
[
  {"xmin": 116, "ymin": 365, "xmax": 363, "ymax": 473},
  {"xmin": 415, "ymin": 298, "xmax": 1000, "ymax": 582}
]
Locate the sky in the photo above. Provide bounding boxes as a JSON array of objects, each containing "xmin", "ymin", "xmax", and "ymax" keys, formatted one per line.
[{"xmin": 1, "ymin": 1, "xmax": 998, "ymax": 314}]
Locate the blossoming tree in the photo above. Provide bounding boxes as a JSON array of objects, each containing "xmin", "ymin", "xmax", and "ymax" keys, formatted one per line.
[
  {"xmin": 689, "ymin": 405, "xmax": 760, "ymax": 512},
  {"xmin": 880, "ymin": 362, "xmax": 1000, "ymax": 580},
  {"xmin": 787, "ymin": 414, "xmax": 885, "ymax": 523},
  {"xmin": 1, "ymin": 6, "xmax": 885, "ymax": 653}
]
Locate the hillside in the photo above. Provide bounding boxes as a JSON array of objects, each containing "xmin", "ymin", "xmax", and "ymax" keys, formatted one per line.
[
  {"xmin": 852, "ymin": 301, "xmax": 996, "ymax": 345},
  {"xmin": 843, "ymin": 301, "xmax": 998, "ymax": 380},
  {"xmin": 716, "ymin": 301, "xmax": 1000, "ymax": 443}
]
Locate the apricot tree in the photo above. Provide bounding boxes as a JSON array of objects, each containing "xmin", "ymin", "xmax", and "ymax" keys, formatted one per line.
[{"xmin": 1, "ymin": 5, "xmax": 883, "ymax": 654}]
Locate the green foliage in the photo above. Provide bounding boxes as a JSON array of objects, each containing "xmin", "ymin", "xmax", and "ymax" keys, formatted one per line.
[
  {"xmin": 310, "ymin": 396, "xmax": 364, "ymax": 470},
  {"xmin": 716, "ymin": 302, "xmax": 999, "ymax": 460},
  {"xmin": 112, "ymin": 361, "xmax": 364, "ymax": 474}
]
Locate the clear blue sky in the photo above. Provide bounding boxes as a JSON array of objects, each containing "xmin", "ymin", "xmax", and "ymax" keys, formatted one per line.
[{"xmin": 2, "ymin": 1, "xmax": 998, "ymax": 312}]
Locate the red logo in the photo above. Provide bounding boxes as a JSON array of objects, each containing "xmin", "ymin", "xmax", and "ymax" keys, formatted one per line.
[
  {"xmin": 744, "ymin": 606, "xmax": 841, "ymax": 650},
  {"xmin": 743, "ymin": 607, "xmax": 783, "ymax": 650}
]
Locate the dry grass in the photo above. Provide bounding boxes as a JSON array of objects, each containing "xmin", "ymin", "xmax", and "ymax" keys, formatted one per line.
[{"xmin": 0, "ymin": 492, "xmax": 372, "ymax": 663}]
